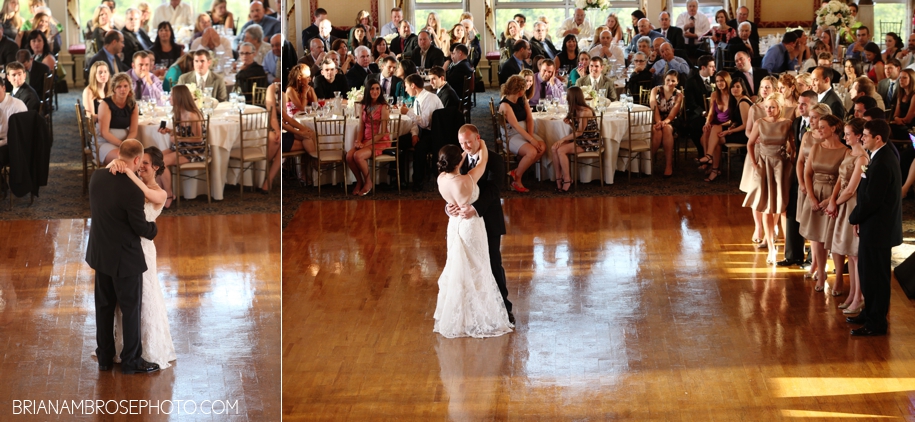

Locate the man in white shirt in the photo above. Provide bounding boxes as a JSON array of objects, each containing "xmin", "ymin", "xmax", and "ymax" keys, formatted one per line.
[
  {"xmin": 380, "ymin": 7, "xmax": 414, "ymax": 37},
  {"xmin": 177, "ymin": 50, "xmax": 228, "ymax": 102},
  {"xmin": 588, "ymin": 30, "xmax": 624, "ymax": 63},
  {"xmin": 399, "ymin": 73, "xmax": 443, "ymax": 190},
  {"xmin": 556, "ymin": 8, "xmax": 592, "ymax": 41},
  {"xmin": 675, "ymin": 0, "xmax": 710, "ymax": 55},
  {"xmin": 151, "ymin": 0, "xmax": 194, "ymax": 29},
  {"xmin": 0, "ymin": 79, "xmax": 27, "ymax": 170}
]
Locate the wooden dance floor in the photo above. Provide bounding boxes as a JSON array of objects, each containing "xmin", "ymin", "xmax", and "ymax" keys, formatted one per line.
[
  {"xmin": 285, "ymin": 195, "xmax": 915, "ymax": 420},
  {"xmin": 0, "ymin": 214, "xmax": 280, "ymax": 421}
]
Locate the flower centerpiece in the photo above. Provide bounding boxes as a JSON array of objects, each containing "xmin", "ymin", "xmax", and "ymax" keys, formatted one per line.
[
  {"xmin": 346, "ymin": 86, "xmax": 364, "ymax": 106},
  {"xmin": 184, "ymin": 82, "xmax": 205, "ymax": 108},
  {"xmin": 815, "ymin": 1, "xmax": 852, "ymax": 61},
  {"xmin": 575, "ymin": 0, "xmax": 611, "ymax": 27}
]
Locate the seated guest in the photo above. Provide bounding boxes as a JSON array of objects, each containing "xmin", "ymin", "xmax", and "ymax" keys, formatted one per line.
[
  {"xmin": 576, "ymin": 56, "xmax": 618, "ymax": 101},
  {"xmin": 878, "ymin": 58, "xmax": 901, "ymax": 116},
  {"xmin": 500, "ymin": 20, "xmax": 527, "ymax": 60},
  {"xmin": 809, "ymin": 52, "xmax": 841, "ymax": 84},
  {"xmin": 176, "ymin": 49, "xmax": 227, "ymax": 102},
  {"xmin": 20, "ymin": 30, "xmax": 53, "ymax": 73},
  {"xmin": 208, "ymin": 0, "xmax": 235, "ymax": 32},
  {"xmin": 152, "ymin": 22, "xmax": 185, "ymax": 73},
  {"xmin": 311, "ymin": 19, "xmax": 337, "ymax": 54},
  {"xmin": 399, "ymin": 73, "xmax": 443, "ymax": 190},
  {"xmin": 727, "ymin": 22, "xmax": 759, "ymax": 67},
  {"xmin": 845, "ymin": 26, "xmax": 870, "ymax": 61},
  {"xmin": 152, "ymin": 0, "xmax": 194, "ymax": 29},
  {"xmin": 159, "ymin": 85, "xmax": 205, "ymax": 208},
  {"xmin": 863, "ymin": 107, "xmax": 885, "ymax": 121},
  {"xmin": 301, "ymin": 8, "xmax": 325, "ymax": 51},
  {"xmin": 372, "ymin": 38, "xmax": 392, "ymax": 63},
  {"xmin": 697, "ymin": 71, "xmax": 735, "ymax": 181},
  {"xmin": 650, "ymin": 70, "xmax": 683, "ymax": 177},
  {"xmin": 567, "ymin": 51, "xmax": 590, "ymax": 86},
  {"xmin": 446, "ymin": 44, "xmax": 474, "ymax": 94},
  {"xmin": 27, "ymin": 10, "xmax": 61, "ymax": 56},
  {"xmin": 366, "ymin": 57, "xmax": 401, "ymax": 100},
  {"xmin": 263, "ymin": 34, "xmax": 281, "ymax": 84},
  {"xmin": 351, "ymin": 11, "xmax": 376, "ymax": 45},
  {"xmin": 551, "ymin": 86, "xmax": 599, "ymax": 192},
  {"xmin": 6, "ymin": 61, "xmax": 39, "ymax": 112},
  {"xmin": 651, "ymin": 42, "xmax": 689, "ymax": 86},
  {"xmin": 390, "ymin": 20, "xmax": 418, "ymax": 61},
  {"xmin": 626, "ymin": 18, "xmax": 661, "ymax": 55},
  {"xmin": 393, "ymin": 59, "xmax": 417, "ymax": 101},
  {"xmin": 498, "ymin": 39, "xmax": 531, "ymax": 85},
  {"xmin": 345, "ymin": 46, "xmax": 379, "ymax": 90},
  {"xmin": 0, "ymin": 80, "xmax": 26, "ymax": 169},
  {"xmin": 412, "ymin": 31, "xmax": 445, "ymax": 69},
  {"xmin": 890, "ymin": 68, "xmax": 915, "ymax": 139},
  {"xmin": 242, "ymin": 24, "xmax": 271, "ymax": 64},
  {"xmin": 528, "ymin": 59, "xmax": 564, "ymax": 107},
  {"xmin": 87, "ymin": 5, "xmax": 113, "ymax": 53},
  {"xmin": 285, "ymin": 64, "xmax": 317, "ymax": 114},
  {"xmin": 313, "ymin": 58, "xmax": 348, "ymax": 99},
  {"xmin": 731, "ymin": 51, "xmax": 770, "ymax": 100},
  {"xmin": 121, "ymin": 8, "xmax": 152, "ymax": 63},
  {"xmin": 348, "ymin": 24, "xmax": 371, "ymax": 51},
  {"xmin": 627, "ymin": 52, "xmax": 653, "ymax": 98},
  {"xmin": 235, "ymin": 42, "xmax": 267, "ymax": 102},
  {"xmin": 499, "ymin": 75, "xmax": 545, "ymax": 192},
  {"xmin": 162, "ymin": 53, "xmax": 193, "ymax": 91},
  {"xmin": 850, "ymin": 76, "xmax": 885, "ymax": 110},
  {"xmin": 299, "ymin": 38, "xmax": 326, "ymax": 72},
  {"xmin": 85, "ymin": 30, "xmax": 127, "ymax": 82},
  {"xmin": 190, "ymin": 27, "xmax": 232, "ymax": 59},
  {"xmin": 234, "ymin": 1, "xmax": 279, "ymax": 47},
  {"xmin": 589, "ymin": 30, "xmax": 625, "ymax": 62},
  {"xmin": 684, "ymin": 55, "xmax": 716, "ymax": 157},
  {"xmin": 83, "ymin": 61, "xmax": 112, "ymax": 117},
  {"xmin": 192, "ymin": 13, "xmax": 211, "ymax": 41},
  {"xmin": 15, "ymin": 49, "xmax": 47, "ymax": 97},
  {"xmin": 331, "ymin": 40, "xmax": 353, "ymax": 75},
  {"xmin": 709, "ymin": 10, "xmax": 734, "ymax": 45},
  {"xmin": 529, "ymin": 21, "xmax": 557, "ymax": 60},
  {"xmin": 761, "ymin": 31, "xmax": 799, "ymax": 74},
  {"xmin": 851, "ymin": 95, "xmax": 877, "ymax": 119},
  {"xmin": 380, "ymin": 7, "xmax": 413, "ymax": 37},
  {"xmin": 96, "ymin": 72, "xmax": 139, "ymax": 165},
  {"xmin": 428, "ymin": 66, "xmax": 459, "ymax": 109},
  {"xmin": 556, "ymin": 8, "xmax": 592, "ymax": 41},
  {"xmin": 863, "ymin": 42, "xmax": 886, "ymax": 83},
  {"xmin": 346, "ymin": 79, "xmax": 391, "ymax": 196},
  {"xmin": 126, "ymin": 50, "xmax": 163, "ymax": 103},
  {"xmin": 553, "ymin": 34, "xmax": 580, "ymax": 75}
]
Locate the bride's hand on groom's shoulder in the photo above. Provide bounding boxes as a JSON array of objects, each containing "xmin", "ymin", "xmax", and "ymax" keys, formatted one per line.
[{"xmin": 107, "ymin": 159, "xmax": 127, "ymax": 175}]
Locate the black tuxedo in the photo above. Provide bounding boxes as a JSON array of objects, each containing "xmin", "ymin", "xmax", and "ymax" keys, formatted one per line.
[
  {"xmin": 390, "ymin": 34, "xmax": 418, "ymax": 60},
  {"xmin": 85, "ymin": 49, "xmax": 128, "ymax": 83},
  {"xmin": 498, "ymin": 56, "xmax": 530, "ymax": 85},
  {"xmin": 301, "ymin": 23, "xmax": 319, "ymax": 51},
  {"xmin": 447, "ymin": 60, "xmax": 474, "ymax": 95},
  {"xmin": 530, "ymin": 37, "xmax": 558, "ymax": 60},
  {"xmin": 730, "ymin": 67, "xmax": 769, "ymax": 99},
  {"xmin": 849, "ymin": 146, "xmax": 903, "ymax": 333},
  {"xmin": 819, "ymin": 89, "xmax": 846, "ymax": 119},
  {"xmin": 122, "ymin": 28, "xmax": 152, "ymax": 64},
  {"xmin": 0, "ymin": 35, "xmax": 17, "ymax": 64},
  {"xmin": 684, "ymin": 69, "xmax": 713, "ymax": 155},
  {"xmin": 658, "ymin": 26, "xmax": 685, "ymax": 51},
  {"xmin": 86, "ymin": 170, "xmax": 158, "ymax": 368},
  {"xmin": 783, "ymin": 116, "xmax": 809, "ymax": 262},
  {"xmin": 345, "ymin": 63, "xmax": 379, "ymax": 90},
  {"xmin": 436, "ymin": 83, "xmax": 460, "ymax": 109},
  {"xmin": 727, "ymin": 37, "xmax": 760, "ymax": 66},
  {"xmin": 411, "ymin": 46, "xmax": 446, "ymax": 69},
  {"xmin": 727, "ymin": 19, "xmax": 759, "ymax": 56},
  {"xmin": 28, "ymin": 61, "xmax": 49, "ymax": 96},
  {"xmin": 13, "ymin": 84, "xmax": 40, "ymax": 112},
  {"xmin": 460, "ymin": 151, "xmax": 510, "ymax": 313}
]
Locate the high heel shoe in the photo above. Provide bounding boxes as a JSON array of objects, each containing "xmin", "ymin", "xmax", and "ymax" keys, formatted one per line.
[
  {"xmin": 704, "ymin": 168, "xmax": 721, "ymax": 182},
  {"xmin": 510, "ymin": 181, "xmax": 529, "ymax": 193},
  {"xmin": 695, "ymin": 154, "xmax": 713, "ymax": 165},
  {"xmin": 755, "ymin": 241, "xmax": 768, "ymax": 249},
  {"xmin": 838, "ymin": 302, "xmax": 851, "ymax": 309},
  {"xmin": 843, "ymin": 305, "xmax": 864, "ymax": 314},
  {"xmin": 555, "ymin": 178, "xmax": 564, "ymax": 192}
]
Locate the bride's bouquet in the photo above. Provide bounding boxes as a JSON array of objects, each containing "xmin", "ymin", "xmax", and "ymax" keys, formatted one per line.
[{"xmin": 815, "ymin": 0, "xmax": 853, "ymax": 29}]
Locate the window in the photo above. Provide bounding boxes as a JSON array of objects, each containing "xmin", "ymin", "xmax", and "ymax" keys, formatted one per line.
[
  {"xmin": 414, "ymin": 0, "xmax": 466, "ymax": 35},
  {"xmin": 493, "ymin": 0, "xmax": 639, "ymax": 42},
  {"xmin": 78, "ymin": 0, "xmax": 252, "ymax": 41},
  {"xmin": 873, "ymin": 0, "xmax": 908, "ymax": 49}
]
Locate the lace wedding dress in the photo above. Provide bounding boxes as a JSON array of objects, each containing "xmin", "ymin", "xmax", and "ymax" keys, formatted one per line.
[
  {"xmin": 112, "ymin": 202, "xmax": 177, "ymax": 368},
  {"xmin": 433, "ymin": 183, "xmax": 514, "ymax": 339}
]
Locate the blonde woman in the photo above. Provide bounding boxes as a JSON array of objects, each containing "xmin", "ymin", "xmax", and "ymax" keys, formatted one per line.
[
  {"xmin": 354, "ymin": 10, "xmax": 376, "ymax": 41},
  {"xmin": 795, "ymin": 73, "xmax": 813, "ymax": 100},
  {"xmin": 83, "ymin": 61, "xmax": 111, "ymax": 117},
  {"xmin": 500, "ymin": 20, "xmax": 526, "ymax": 52},
  {"xmin": 740, "ymin": 75, "xmax": 780, "ymax": 246},
  {"xmin": 0, "ymin": 0, "xmax": 22, "ymax": 42},
  {"xmin": 88, "ymin": 5, "xmax": 113, "ymax": 51},
  {"xmin": 138, "ymin": 2, "xmax": 151, "ymax": 32},
  {"xmin": 795, "ymin": 103, "xmax": 831, "ymax": 278},
  {"xmin": 519, "ymin": 68, "xmax": 535, "ymax": 99},
  {"xmin": 207, "ymin": 0, "xmax": 235, "ymax": 32},
  {"xmin": 424, "ymin": 12, "xmax": 449, "ymax": 53},
  {"xmin": 604, "ymin": 14, "xmax": 624, "ymax": 44},
  {"xmin": 30, "ymin": 11, "xmax": 58, "ymax": 55},
  {"xmin": 499, "ymin": 75, "xmax": 545, "ymax": 192}
]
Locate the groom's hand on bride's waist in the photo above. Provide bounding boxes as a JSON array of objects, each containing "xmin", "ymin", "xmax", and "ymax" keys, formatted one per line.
[{"xmin": 458, "ymin": 205, "xmax": 477, "ymax": 219}]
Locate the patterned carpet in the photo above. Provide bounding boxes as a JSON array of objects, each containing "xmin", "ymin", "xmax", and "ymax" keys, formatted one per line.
[{"xmin": 1, "ymin": 92, "xmax": 280, "ymax": 221}]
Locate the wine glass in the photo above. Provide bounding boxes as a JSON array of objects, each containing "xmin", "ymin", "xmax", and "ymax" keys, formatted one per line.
[
  {"xmin": 333, "ymin": 91, "xmax": 341, "ymax": 99},
  {"xmin": 236, "ymin": 100, "xmax": 246, "ymax": 114}
]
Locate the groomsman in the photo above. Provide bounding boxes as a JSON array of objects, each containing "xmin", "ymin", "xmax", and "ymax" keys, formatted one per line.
[
  {"xmin": 847, "ymin": 119, "xmax": 903, "ymax": 336},
  {"xmin": 779, "ymin": 90, "xmax": 818, "ymax": 267}
]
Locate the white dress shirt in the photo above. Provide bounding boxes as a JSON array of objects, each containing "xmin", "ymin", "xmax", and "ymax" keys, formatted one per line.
[
  {"xmin": 675, "ymin": 12, "xmax": 710, "ymax": 45},
  {"xmin": 196, "ymin": 71, "xmax": 210, "ymax": 88},
  {"xmin": 406, "ymin": 89, "xmax": 444, "ymax": 136},
  {"xmin": 151, "ymin": 2, "xmax": 195, "ymax": 29},
  {"xmin": 556, "ymin": 18, "xmax": 593, "ymax": 40},
  {"xmin": 587, "ymin": 43, "xmax": 624, "ymax": 61},
  {"xmin": 190, "ymin": 37, "xmax": 233, "ymax": 59},
  {"xmin": 0, "ymin": 94, "xmax": 26, "ymax": 146}
]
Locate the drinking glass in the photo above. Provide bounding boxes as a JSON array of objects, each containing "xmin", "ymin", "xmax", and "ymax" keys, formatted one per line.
[
  {"xmin": 333, "ymin": 91, "xmax": 341, "ymax": 99},
  {"xmin": 236, "ymin": 100, "xmax": 246, "ymax": 114},
  {"xmin": 203, "ymin": 87, "xmax": 214, "ymax": 98}
]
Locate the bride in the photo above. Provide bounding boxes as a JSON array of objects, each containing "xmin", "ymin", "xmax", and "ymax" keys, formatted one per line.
[
  {"xmin": 433, "ymin": 144, "xmax": 513, "ymax": 339},
  {"xmin": 103, "ymin": 146, "xmax": 178, "ymax": 369}
]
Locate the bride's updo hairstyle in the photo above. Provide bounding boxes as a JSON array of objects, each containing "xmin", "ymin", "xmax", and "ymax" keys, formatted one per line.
[
  {"xmin": 437, "ymin": 144, "xmax": 463, "ymax": 174},
  {"xmin": 144, "ymin": 146, "xmax": 166, "ymax": 176}
]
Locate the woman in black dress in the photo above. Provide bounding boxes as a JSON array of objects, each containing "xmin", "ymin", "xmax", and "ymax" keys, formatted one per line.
[
  {"xmin": 553, "ymin": 34, "xmax": 580, "ymax": 76},
  {"xmin": 152, "ymin": 21, "xmax": 185, "ymax": 72}
]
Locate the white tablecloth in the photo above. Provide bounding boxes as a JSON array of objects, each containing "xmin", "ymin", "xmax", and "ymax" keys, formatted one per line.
[
  {"xmin": 532, "ymin": 102, "xmax": 652, "ymax": 184},
  {"xmin": 137, "ymin": 102, "xmax": 267, "ymax": 200}
]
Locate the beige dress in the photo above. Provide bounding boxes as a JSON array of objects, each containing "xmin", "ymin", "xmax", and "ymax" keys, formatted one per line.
[
  {"xmin": 795, "ymin": 132, "xmax": 824, "ymax": 225},
  {"xmin": 831, "ymin": 150, "xmax": 861, "ymax": 256},
  {"xmin": 739, "ymin": 103, "xmax": 766, "ymax": 193},
  {"xmin": 743, "ymin": 119, "xmax": 794, "ymax": 213},
  {"xmin": 798, "ymin": 143, "xmax": 846, "ymax": 246}
]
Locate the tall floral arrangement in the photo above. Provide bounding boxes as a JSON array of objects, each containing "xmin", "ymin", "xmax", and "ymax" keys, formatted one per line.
[
  {"xmin": 574, "ymin": 0, "xmax": 611, "ymax": 11},
  {"xmin": 815, "ymin": 0, "xmax": 853, "ymax": 29}
]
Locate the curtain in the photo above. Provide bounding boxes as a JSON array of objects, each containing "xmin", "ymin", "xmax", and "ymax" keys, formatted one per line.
[{"xmin": 729, "ymin": 0, "xmax": 737, "ymax": 20}]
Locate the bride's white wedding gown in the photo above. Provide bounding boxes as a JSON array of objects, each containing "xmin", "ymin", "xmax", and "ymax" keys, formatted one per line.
[
  {"xmin": 112, "ymin": 202, "xmax": 177, "ymax": 368},
  {"xmin": 433, "ymin": 184, "xmax": 513, "ymax": 339}
]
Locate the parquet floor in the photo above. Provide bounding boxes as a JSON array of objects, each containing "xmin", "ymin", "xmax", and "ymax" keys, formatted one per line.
[
  {"xmin": 284, "ymin": 195, "xmax": 915, "ymax": 421},
  {"xmin": 0, "ymin": 214, "xmax": 281, "ymax": 421}
]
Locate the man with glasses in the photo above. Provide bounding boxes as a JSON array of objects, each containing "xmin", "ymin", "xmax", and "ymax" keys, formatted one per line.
[
  {"xmin": 313, "ymin": 58, "xmax": 349, "ymax": 99},
  {"xmin": 529, "ymin": 21, "xmax": 557, "ymax": 60},
  {"xmin": 626, "ymin": 52, "xmax": 653, "ymax": 98},
  {"xmin": 177, "ymin": 50, "xmax": 227, "ymax": 102},
  {"xmin": 345, "ymin": 46, "xmax": 379, "ymax": 90},
  {"xmin": 726, "ymin": 6, "xmax": 759, "ymax": 59},
  {"xmin": 845, "ymin": 26, "xmax": 870, "ymax": 60},
  {"xmin": 234, "ymin": 42, "xmax": 267, "ymax": 103}
]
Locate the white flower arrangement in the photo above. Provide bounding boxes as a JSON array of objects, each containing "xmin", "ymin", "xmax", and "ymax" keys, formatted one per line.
[
  {"xmin": 815, "ymin": 0, "xmax": 852, "ymax": 29},
  {"xmin": 184, "ymin": 82, "xmax": 204, "ymax": 100},
  {"xmin": 383, "ymin": 33, "xmax": 398, "ymax": 44},
  {"xmin": 574, "ymin": 0, "xmax": 611, "ymax": 11},
  {"xmin": 346, "ymin": 86, "xmax": 364, "ymax": 104}
]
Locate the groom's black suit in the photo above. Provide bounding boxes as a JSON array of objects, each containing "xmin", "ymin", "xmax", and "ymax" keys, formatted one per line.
[
  {"xmin": 461, "ymin": 150, "xmax": 511, "ymax": 315},
  {"xmin": 849, "ymin": 144, "xmax": 902, "ymax": 334},
  {"xmin": 86, "ymin": 170, "xmax": 158, "ymax": 369}
]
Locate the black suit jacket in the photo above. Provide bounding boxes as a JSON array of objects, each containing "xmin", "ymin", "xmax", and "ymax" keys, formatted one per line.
[
  {"xmin": 0, "ymin": 36, "xmax": 17, "ymax": 64},
  {"xmin": 659, "ymin": 26, "xmax": 685, "ymax": 51},
  {"xmin": 684, "ymin": 69, "xmax": 713, "ymax": 122},
  {"xmin": 849, "ymin": 146, "xmax": 903, "ymax": 248},
  {"xmin": 820, "ymin": 89, "xmax": 846, "ymax": 119},
  {"xmin": 411, "ymin": 46, "xmax": 446, "ymax": 69},
  {"xmin": 730, "ymin": 67, "xmax": 769, "ymax": 98},
  {"xmin": 727, "ymin": 19, "xmax": 759, "ymax": 55},
  {"xmin": 121, "ymin": 28, "xmax": 153, "ymax": 65},
  {"xmin": 85, "ymin": 49, "xmax": 128, "ymax": 83},
  {"xmin": 391, "ymin": 35, "xmax": 419, "ymax": 60},
  {"xmin": 28, "ymin": 61, "xmax": 48, "ymax": 96},
  {"xmin": 498, "ymin": 56, "xmax": 530, "ymax": 85},
  {"xmin": 13, "ymin": 84, "xmax": 40, "ymax": 112},
  {"xmin": 726, "ymin": 37, "xmax": 760, "ymax": 65},
  {"xmin": 460, "ymin": 149, "xmax": 506, "ymax": 236},
  {"xmin": 86, "ymin": 170, "xmax": 158, "ymax": 278},
  {"xmin": 436, "ymin": 83, "xmax": 461, "ymax": 109},
  {"xmin": 791, "ymin": 116, "xmax": 807, "ymax": 151},
  {"xmin": 530, "ymin": 38, "xmax": 558, "ymax": 59},
  {"xmin": 345, "ymin": 63, "xmax": 379, "ymax": 90},
  {"xmin": 365, "ymin": 73, "xmax": 402, "ymax": 100},
  {"xmin": 282, "ymin": 40, "xmax": 298, "ymax": 87},
  {"xmin": 301, "ymin": 23, "xmax": 319, "ymax": 51},
  {"xmin": 447, "ymin": 60, "xmax": 474, "ymax": 95}
]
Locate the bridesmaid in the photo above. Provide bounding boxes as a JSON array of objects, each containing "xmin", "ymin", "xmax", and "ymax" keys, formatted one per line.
[
  {"xmin": 800, "ymin": 114, "xmax": 846, "ymax": 291},
  {"xmin": 739, "ymin": 75, "xmax": 780, "ymax": 246},
  {"xmin": 743, "ymin": 92, "xmax": 795, "ymax": 264},
  {"xmin": 795, "ymin": 103, "xmax": 831, "ymax": 278},
  {"xmin": 827, "ymin": 118, "xmax": 867, "ymax": 312}
]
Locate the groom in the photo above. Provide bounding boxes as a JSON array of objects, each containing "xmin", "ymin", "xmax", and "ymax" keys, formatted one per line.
[
  {"xmin": 86, "ymin": 139, "xmax": 160, "ymax": 373},
  {"xmin": 447, "ymin": 124, "xmax": 514, "ymax": 324}
]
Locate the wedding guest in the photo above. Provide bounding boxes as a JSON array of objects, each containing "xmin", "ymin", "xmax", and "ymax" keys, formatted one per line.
[
  {"xmin": 527, "ymin": 59, "xmax": 564, "ymax": 108},
  {"xmin": 556, "ymin": 8, "xmax": 592, "ymax": 41},
  {"xmin": 844, "ymin": 25, "xmax": 870, "ymax": 61},
  {"xmin": 498, "ymin": 75, "xmax": 544, "ymax": 192},
  {"xmin": 380, "ymin": 7, "xmax": 413, "ymax": 37},
  {"xmin": 0, "ymin": 78, "xmax": 25, "ymax": 169},
  {"xmin": 390, "ymin": 20, "xmax": 418, "ymax": 60},
  {"xmin": 589, "ymin": 30, "xmax": 625, "ymax": 63},
  {"xmin": 372, "ymin": 38, "xmax": 391, "ymax": 63},
  {"xmin": 710, "ymin": 9, "xmax": 735, "ymax": 44},
  {"xmin": 192, "ymin": 13, "xmax": 211, "ymax": 41},
  {"xmin": 176, "ymin": 49, "xmax": 227, "ymax": 102},
  {"xmin": 697, "ymin": 71, "xmax": 733, "ymax": 181},
  {"xmin": 347, "ymin": 24, "xmax": 370, "ymax": 51},
  {"xmin": 351, "ymin": 10, "xmax": 376, "ymax": 44},
  {"xmin": 721, "ymin": 78, "xmax": 753, "ymax": 146},
  {"xmin": 519, "ymin": 69, "xmax": 534, "ymax": 99},
  {"xmin": 393, "ymin": 59, "xmax": 416, "ymax": 101},
  {"xmin": 877, "ymin": 58, "xmax": 901, "ymax": 116},
  {"xmin": 190, "ymin": 27, "xmax": 232, "ymax": 59},
  {"xmin": 553, "ymin": 34, "xmax": 580, "ymax": 76},
  {"xmin": 300, "ymin": 8, "xmax": 326, "ymax": 50},
  {"xmin": 551, "ymin": 86, "xmax": 599, "ymax": 192},
  {"xmin": 649, "ymin": 70, "xmax": 683, "ymax": 177},
  {"xmin": 424, "ymin": 12, "xmax": 449, "ymax": 52},
  {"xmin": 280, "ymin": 91, "xmax": 316, "ymax": 184},
  {"xmin": 208, "ymin": 0, "xmax": 235, "ymax": 32},
  {"xmin": 500, "ymin": 20, "xmax": 526, "ymax": 61},
  {"xmin": 235, "ymin": 2, "xmax": 280, "ymax": 47},
  {"xmin": 313, "ymin": 58, "xmax": 348, "ymax": 100},
  {"xmin": 849, "ymin": 76, "xmax": 885, "ymax": 110},
  {"xmin": 151, "ymin": 22, "xmax": 185, "ymax": 71},
  {"xmin": 83, "ymin": 61, "xmax": 112, "ymax": 117},
  {"xmin": 883, "ymin": 32, "xmax": 904, "ymax": 63},
  {"xmin": 412, "ymin": 31, "xmax": 445, "ymax": 70},
  {"xmin": 400, "ymin": 73, "xmax": 443, "ymax": 190},
  {"xmin": 121, "ymin": 8, "xmax": 151, "ymax": 64},
  {"xmin": 498, "ymin": 39, "xmax": 531, "ymax": 85},
  {"xmin": 828, "ymin": 118, "xmax": 867, "ymax": 312},
  {"xmin": 676, "ymin": 0, "xmax": 710, "ymax": 56},
  {"xmin": 152, "ymin": 0, "xmax": 194, "ymax": 29},
  {"xmin": 743, "ymin": 92, "xmax": 795, "ymax": 264},
  {"xmin": 529, "ymin": 21, "xmax": 557, "ymax": 60},
  {"xmin": 126, "ymin": 50, "xmax": 163, "ymax": 102},
  {"xmin": 626, "ymin": 18, "xmax": 661, "ymax": 56},
  {"xmin": 159, "ymin": 85, "xmax": 205, "ymax": 208},
  {"xmin": 460, "ymin": 19, "xmax": 483, "ymax": 69},
  {"xmin": 889, "ymin": 68, "xmax": 915, "ymax": 139},
  {"xmin": 29, "ymin": 11, "xmax": 59, "ymax": 56},
  {"xmin": 241, "ymin": 24, "xmax": 270, "ymax": 64},
  {"xmin": 88, "ymin": 5, "xmax": 113, "ymax": 51},
  {"xmin": 841, "ymin": 58, "xmax": 864, "ymax": 91},
  {"xmin": 813, "ymin": 66, "xmax": 845, "ymax": 118},
  {"xmin": 137, "ymin": 2, "xmax": 151, "ymax": 32},
  {"xmin": 7, "ymin": 61, "xmax": 37, "ymax": 112},
  {"xmin": 96, "ymin": 72, "xmax": 139, "ymax": 165},
  {"xmin": 575, "ymin": 56, "xmax": 617, "ymax": 101},
  {"xmin": 604, "ymin": 14, "xmax": 624, "ymax": 44},
  {"xmin": 567, "ymin": 51, "xmax": 590, "ymax": 87},
  {"xmin": 329, "ymin": 40, "xmax": 353, "ymax": 74},
  {"xmin": 162, "ymin": 53, "xmax": 192, "ymax": 91},
  {"xmin": 795, "ymin": 73, "xmax": 813, "ymax": 96},
  {"xmin": 346, "ymin": 79, "xmax": 391, "ymax": 196},
  {"xmin": 651, "ymin": 43, "xmax": 689, "ymax": 86},
  {"xmin": 863, "ymin": 42, "xmax": 885, "ymax": 83},
  {"xmin": 761, "ymin": 31, "xmax": 800, "ymax": 74},
  {"xmin": 627, "ymin": 52, "xmax": 653, "ymax": 100},
  {"xmin": 21, "ymin": 30, "xmax": 53, "ymax": 78},
  {"xmin": 285, "ymin": 64, "xmax": 317, "ymax": 114},
  {"xmin": 235, "ymin": 42, "xmax": 267, "ymax": 102},
  {"xmin": 429, "ymin": 66, "xmax": 459, "ymax": 109},
  {"xmin": 263, "ymin": 34, "xmax": 281, "ymax": 83},
  {"xmin": 261, "ymin": 0, "xmax": 279, "ymax": 19},
  {"xmin": 346, "ymin": 46, "xmax": 379, "ymax": 90},
  {"xmin": 684, "ymin": 55, "xmax": 715, "ymax": 157}
]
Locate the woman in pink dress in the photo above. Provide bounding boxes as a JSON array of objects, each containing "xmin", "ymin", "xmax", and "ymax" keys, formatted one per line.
[{"xmin": 345, "ymin": 79, "xmax": 391, "ymax": 196}]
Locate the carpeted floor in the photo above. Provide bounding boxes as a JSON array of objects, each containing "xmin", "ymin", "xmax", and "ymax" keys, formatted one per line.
[{"xmin": 1, "ymin": 91, "xmax": 280, "ymax": 221}]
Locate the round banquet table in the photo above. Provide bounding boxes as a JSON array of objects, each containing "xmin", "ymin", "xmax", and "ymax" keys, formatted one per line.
[
  {"xmin": 531, "ymin": 102, "xmax": 652, "ymax": 184},
  {"xmin": 136, "ymin": 102, "xmax": 267, "ymax": 201}
]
